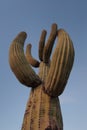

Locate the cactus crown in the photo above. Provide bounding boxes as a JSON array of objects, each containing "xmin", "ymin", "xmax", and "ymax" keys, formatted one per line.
[{"xmin": 9, "ymin": 23, "xmax": 74, "ymax": 96}]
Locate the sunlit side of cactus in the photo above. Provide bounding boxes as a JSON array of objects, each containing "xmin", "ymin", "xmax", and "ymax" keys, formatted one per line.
[
  {"xmin": 44, "ymin": 29, "xmax": 75, "ymax": 97},
  {"xmin": 9, "ymin": 23, "xmax": 75, "ymax": 130}
]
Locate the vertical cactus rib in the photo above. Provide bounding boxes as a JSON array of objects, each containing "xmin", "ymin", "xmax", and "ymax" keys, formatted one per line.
[
  {"xmin": 43, "ymin": 23, "xmax": 57, "ymax": 63},
  {"xmin": 26, "ymin": 44, "xmax": 40, "ymax": 67},
  {"xmin": 9, "ymin": 32, "xmax": 42, "ymax": 88},
  {"xmin": 44, "ymin": 29, "xmax": 75, "ymax": 97},
  {"xmin": 49, "ymin": 97, "xmax": 63, "ymax": 129},
  {"xmin": 39, "ymin": 30, "xmax": 47, "ymax": 61},
  {"xmin": 21, "ymin": 91, "xmax": 34, "ymax": 130}
]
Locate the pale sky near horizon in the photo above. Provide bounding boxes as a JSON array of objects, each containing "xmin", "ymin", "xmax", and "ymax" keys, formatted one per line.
[{"xmin": 0, "ymin": 0, "xmax": 87, "ymax": 130}]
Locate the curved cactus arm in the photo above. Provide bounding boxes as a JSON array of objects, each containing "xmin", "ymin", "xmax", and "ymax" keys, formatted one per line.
[
  {"xmin": 38, "ymin": 30, "xmax": 47, "ymax": 61},
  {"xmin": 9, "ymin": 32, "xmax": 42, "ymax": 88},
  {"xmin": 26, "ymin": 44, "xmax": 40, "ymax": 67},
  {"xmin": 44, "ymin": 29, "xmax": 75, "ymax": 97},
  {"xmin": 43, "ymin": 23, "xmax": 57, "ymax": 63}
]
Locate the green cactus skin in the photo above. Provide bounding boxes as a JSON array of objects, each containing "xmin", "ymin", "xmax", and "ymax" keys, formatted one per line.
[{"xmin": 9, "ymin": 23, "xmax": 75, "ymax": 130}]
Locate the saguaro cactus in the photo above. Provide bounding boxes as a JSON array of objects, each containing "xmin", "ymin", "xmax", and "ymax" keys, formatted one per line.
[{"xmin": 9, "ymin": 23, "xmax": 75, "ymax": 130}]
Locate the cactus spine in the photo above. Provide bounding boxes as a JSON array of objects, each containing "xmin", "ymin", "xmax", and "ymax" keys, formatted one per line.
[{"xmin": 9, "ymin": 23, "xmax": 75, "ymax": 130}]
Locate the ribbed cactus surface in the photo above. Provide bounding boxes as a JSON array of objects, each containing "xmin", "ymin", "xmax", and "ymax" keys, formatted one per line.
[
  {"xmin": 22, "ymin": 62, "xmax": 63, "ymax": 130},
  {"xmin": 9, "ymin": 23, "xmax": 75, "ymax": 130},
  {"xmin": 44, "ymin": 29, "xmax": 75, "ymax": 97}
]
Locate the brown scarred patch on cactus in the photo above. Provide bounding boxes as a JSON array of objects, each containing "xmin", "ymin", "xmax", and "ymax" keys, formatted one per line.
[
  {"xmin": 9, "ymin": 23, "xmax": 75, "ymax": 130},
  {"xmin": 45, "ymin": 119, "xmax": 59, "ymax": 130}
]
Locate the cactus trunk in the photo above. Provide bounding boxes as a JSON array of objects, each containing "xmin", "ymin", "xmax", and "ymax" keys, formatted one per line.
[{"xmin": 21, "ymin": 62, "xmax": 63, "ymax": 130}]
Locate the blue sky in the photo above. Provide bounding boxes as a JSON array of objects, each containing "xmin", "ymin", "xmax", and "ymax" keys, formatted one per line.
[{"xmin": 0, "ymin": 0, "xmax": 87, "ymax": 130}]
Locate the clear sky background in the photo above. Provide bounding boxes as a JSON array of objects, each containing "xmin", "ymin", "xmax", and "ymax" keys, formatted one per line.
[{"xmin": 0, "ymin": 0, "xmax": 87, "ymax": 130}]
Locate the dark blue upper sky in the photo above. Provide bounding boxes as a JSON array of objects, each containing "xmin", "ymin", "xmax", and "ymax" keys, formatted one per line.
[{"xmin": 0, "ymin": 0, "xmax": 87, "ymax": 130}]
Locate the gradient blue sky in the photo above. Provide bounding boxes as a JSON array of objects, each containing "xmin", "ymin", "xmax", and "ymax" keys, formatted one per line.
[{"xmin": 0, "ymin": 0, "xmax": 87, "ymax": 130}]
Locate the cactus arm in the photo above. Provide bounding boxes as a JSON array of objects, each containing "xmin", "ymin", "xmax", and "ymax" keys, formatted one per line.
[
  {"xmin": 43, "ymin": 23, "xmax": 57, "ymax": 63},
  {"xmin": 38, "ymin": 30, "xmax": 47, "ymax": 61},
  {"xmin": 26, "ymin": 44, "xmax": 40, "ymax": 67},
  {"xmin": 44, "ymin": 29, "xmax": 75, "ymax": 97},
  {"xmin": 9, "ymin": 32, "xmax": 42, "ymax": 88}
]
